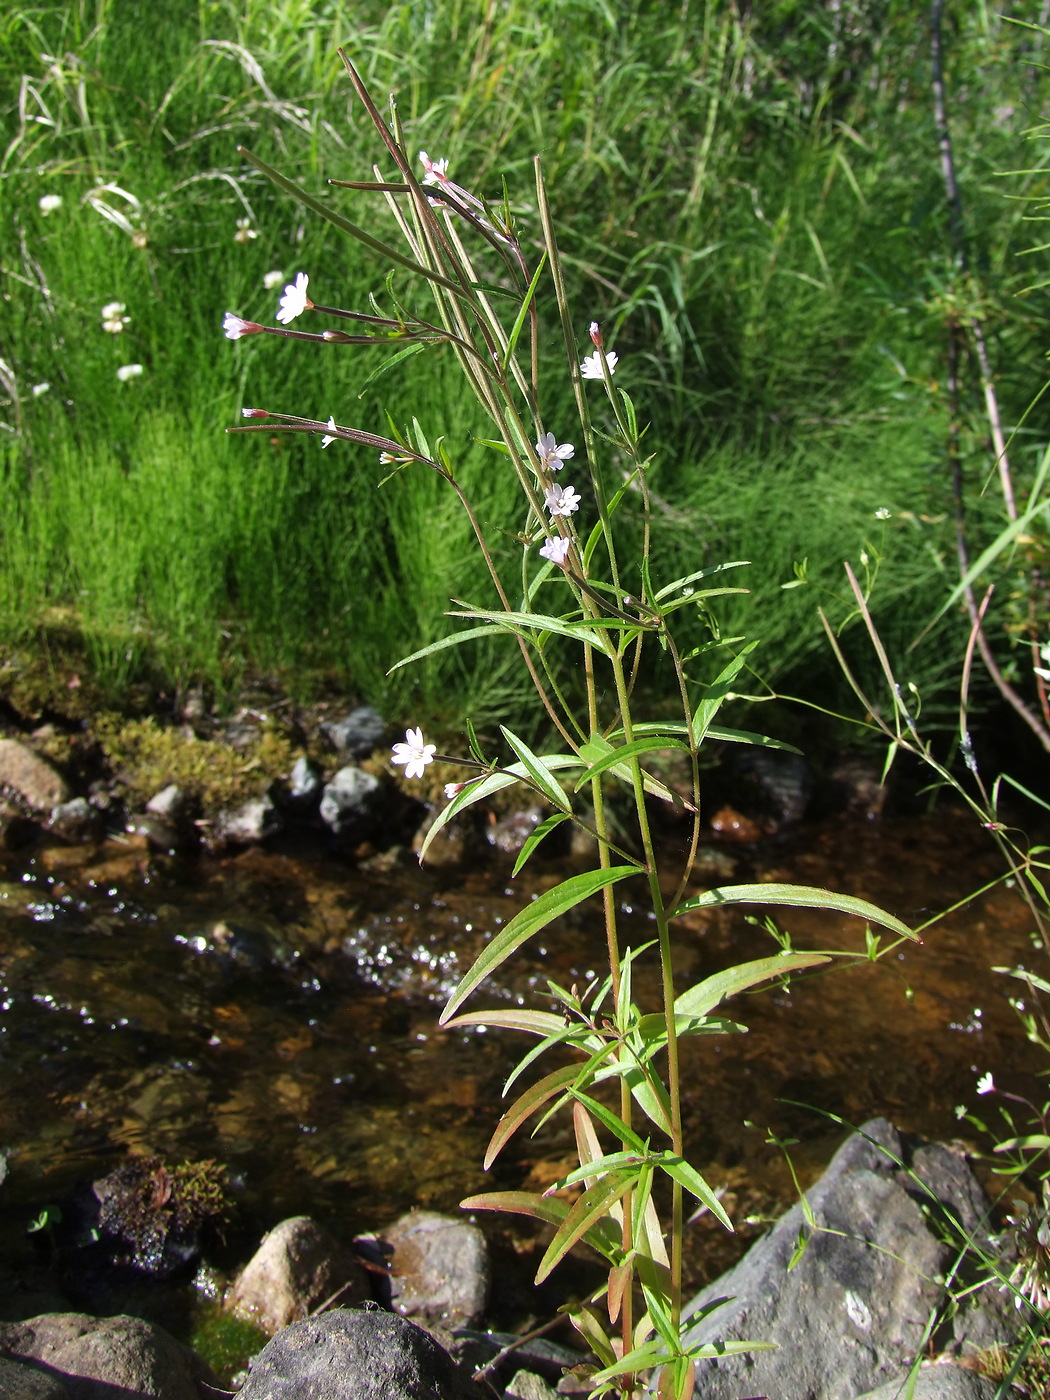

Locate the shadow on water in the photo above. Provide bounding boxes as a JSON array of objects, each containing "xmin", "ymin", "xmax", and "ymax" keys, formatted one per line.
[{"xmin": 0, "ymin": 806, "xmax": 1045, "ymax": 1327}]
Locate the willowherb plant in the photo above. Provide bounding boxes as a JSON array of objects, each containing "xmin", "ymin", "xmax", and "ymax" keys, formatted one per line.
[{"xmin": 223, "ymin": 54, "xmax": 913, "ymax": 1400}]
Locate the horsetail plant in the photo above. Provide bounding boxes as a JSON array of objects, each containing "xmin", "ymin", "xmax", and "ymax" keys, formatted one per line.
[{"xmin": 223, "ymin": 53, "xmax": 915, "ymax": 1400}]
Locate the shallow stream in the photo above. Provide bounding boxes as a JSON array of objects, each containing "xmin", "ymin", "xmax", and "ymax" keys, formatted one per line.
[{"xmin": 0, "ymin": 806, "xmax": 1046, "ymax": 1338}]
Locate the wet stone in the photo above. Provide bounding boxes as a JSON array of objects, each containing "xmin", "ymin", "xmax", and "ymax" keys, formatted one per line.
[
  {"xmin": 145, "ymin": 784, "xmax": 188, "ymax": 820},
  {"xmin": 212, "ymin": 795, "xmax": 282, "ymax": 848},
  {"xmin": 0, "ymin": 739, "xmax": 70, "ymax": 813},
  {"xmin": 48, "ymin": 798, "xmax": 101, "ymax": 843},
  {"xmin": 0, "ymin": 1356, "xmax": 71, "ymax": 1400},
  {"xmin": 322, "ymin": 706, "xmax": 387, "ymax": 757},
  {"xmin": 125, "ymin": 813, "xmax": 178, "ymax": 852},
  {"xmin": 226, "ymin": 1215, "xmax": 371, "ymax": 1335},
  {"xmin": 487, "ymin": 807, "xmax": 543, "ymax": 854},
  {"xmin": 384, "ymin": 1209, "xmax": 489, "ymax": 1328},
  {"xmin": 287, "ymin": 755, "xmax": 321, "ymax": 807},
  {"xmin": 319, "ymin": 766, "xmax": 381, "ymax": 836}
]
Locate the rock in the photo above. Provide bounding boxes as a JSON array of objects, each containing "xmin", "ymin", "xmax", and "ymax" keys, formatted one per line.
[
  {"xmin": 146, "ymin": 784, "xmax": 188, "ymax": 820},
  {"xmin": 319, "ymin": 766, "xmax": 381, "ymax": 835},
  {"xmin": 0, "ymin": 1356, "xmax": 70, "ymax": 1399},
  {"xmin": 287, "ymin": 756, "xmax": 321, "ymax": 807},
  {"xmin": 505, "ymin": 1370, "xmax": 561, "ymax": 1400},
  {"xmin": 125, "ymin": 813, "xmax": 178, "ymax": 852},
  {"xmin": 487, "ymin": 807, "xmax": 543, "ymax": 854},
  {"xmin": 682, "ymin": 1119, "xmax": 1020, "ymax": 1400},
  {"xmin": 48, "ymin": 798, "xmax": 102, "ymax": 843},
  {"xmin": 226, "ymin": 1215, "xmax": 371, "ymax": 1335},
  {"xmin": 0, "ymin": 1313, "xmax": 210, "ymax": 1400},
  {"xmin": 728, "ymin": 747, "xmax": 813, "ymax": 825},
  {"xmin": 826, "ymin": 754, "xmax": 888, "ymax": 819},
  {"xmin": 236, "ymin": 1307, "xmax": 482, "ymax": 1400},
  {"xmin": 322, "ymin": 706, "xmax": 387, "ymax": 757},
  {"xmin": 384, "ymin": 1210, "xmax": 489, "ymax": 1327},
  {"xmin": 858, "ymin": 1365, "xmax": 1003, "ymax": 1400},
  {"xmin": 0, "ymin": 739, "xmax": 70, "ymax": 812},
  {"xmin": 213, "ymin": 795, "xmax": 282, "ymax": 847}
]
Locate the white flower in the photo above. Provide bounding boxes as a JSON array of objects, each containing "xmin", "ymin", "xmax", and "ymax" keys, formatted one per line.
[
  {"xmin": 39, "ymin": 194, "xmax": 62, "ymax": 214},
  {"xmin": 875, "ymin": 507, "xmax": 892, "ymax": 520},
  {"xmin": 976, "ymin": 1071, "xmax": 995, "ymax": 1095},
  {"xmin": 539, "ymin": 536, "xmax": 571, "ymax": 566},
  {"xmin": 391, "ymin": 727, "xmax": 436, "ymax": 780},
  {"xmin": 101, "ymin": 301, "xmax": 130, "ymax": 334},
  {"xmin": 116, "ymin": 363, "xmax": 143, "ymax": 381},
  {"xmin": 31, "ymin": 382, "xmax": 50, "ymax": 398},
  {"xmin": 444, "ymin": 782, "xmax": 465, "ymax": 799},
  {"xmin": 589, "ymin": 320, "xmax": 600, "ymax": 340},
  {"xmin": 320, "ymin": 416, "xmax": 338, "ymax": 448},
  {"xmin": 276, "ymin": 272, "xmax": 310, "ymax": 324},
  {"xmin": 580, "ymin": 349, "xmax": 618, "ymax": 379},
  {"xmin": 101, "ymin": 301, "xmax": 126, "ymax": 319},
  {"xmin": 263, "ymin": 270, "xmax": 285, "ymax": 290},
  {"xmin": 223, "ymin": 312, "xmax": 263, "ymax": 340},
  {"xmin": 545, "ymin": 483, "xmax": 581, "ymax": 517},
  {"xmin": 535, "ymin": 432, "xmax": 575, "ymax": 472},
  {"xmin": 234, "ymin": 217, "xmax": 258, "ymax": 243},
  {"xmin": 419, "ymin": 151, "xmax": 449, "ymax": 187}
]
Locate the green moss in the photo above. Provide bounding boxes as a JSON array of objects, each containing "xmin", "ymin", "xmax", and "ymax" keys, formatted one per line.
[{"xmin": 189, "ymin": 1304, "xmax": 269, "ymax": 1387}]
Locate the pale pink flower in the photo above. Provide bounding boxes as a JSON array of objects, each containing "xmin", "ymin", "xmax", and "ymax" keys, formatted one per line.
[
  {"xmin": 535, "ymin": 433, "xmax": 575, "ymax": 472},
  {"xmin": 392, "ymin": 727, "xmax": 436, "ymax": 780},
  {"xmin": 976, "ymin": 1072, "xmax": 995, "ymax": 1095},
  {"xmin": 539, "ymin": 536, "xmax": 571, "ymax": 566},
  {"xmin": 320, "ymin": 416, "xmax": 338, "ymax": 448},
  {"xmin": 223, "ymin": 312, "xmax": 264, "ymax": 340},
  {"xmin": 276, "ymin": 272, "xmax": 311, "ymax": 325},
  {"xmin": 580, "ymin": 349, "xmax": 618, "ymax": 379},
  {"xmin": 419, "ymin": 151, "xmax": 449, "ymax": 187},
  {"xmin": 545, "ymin": 483, "xmax": 581, "ymax": 517}
]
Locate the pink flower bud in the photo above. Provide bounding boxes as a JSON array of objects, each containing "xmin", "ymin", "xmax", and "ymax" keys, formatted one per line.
[
  {"xmin": 223, "ymin": 313, "xmax": 264, "ymax": 340},
  {"xmin": 241, "ymin": 408, "xmax": 269, "ymax": 418},
  {"xmin": 588, "ymin": 320, "xmax": 603, "ymax": 348}
]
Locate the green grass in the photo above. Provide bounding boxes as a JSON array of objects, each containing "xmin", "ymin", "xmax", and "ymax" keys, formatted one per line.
[{"xmin": 1, "ymin": 0, "xmax": 1048, "ymax": 732}]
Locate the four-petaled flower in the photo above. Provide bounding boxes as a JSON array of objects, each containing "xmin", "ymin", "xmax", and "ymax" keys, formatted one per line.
[
  {"xmin": 39, "ymin": 194, "xmax": 62, "ymax": 214},
  {"xmin": 223, "ymin": 312, "xmax": 264, "ymax": 340},
  {"xmin": 976, "ymin": 1071, "xmax": 995, "ymax": 1095},
  {"xmin": 101, "ymin": 301, "xmax": 130, "ymax": 334},
  {"xmin": 580, "ymin": 349, "xmax": 618, "ymax": 379},
  {"xmin": 116, "ymin": 363, "xmax": 143, "ymax": 381},
  {"xmin": 535, "ymin": 432, "xmax": 575, "ymax": 472},
  {"xmin": 539, "ymin": 536, "xmax": 571, "ymax": 566},
  {"xmin": 419, "ymin": 151, "xmax": 449, "ymax": 187},
  {"xmin": 276, "ymin": 272, "xmax": 311, "ymax": 325},
  {"xmin": 545, "ymin": 483, "xmax": 581, "ymax": 517},
  {"xmin": 234, "ymin": 217, "xmax": 258, "ymax": 243},
  {"xmin": 392, "ymin": 727, "xmax": 436, "ymax": 780},
  {"xmin": 320, "ymin": 416, "xmax": 338, "ymax": 448}
]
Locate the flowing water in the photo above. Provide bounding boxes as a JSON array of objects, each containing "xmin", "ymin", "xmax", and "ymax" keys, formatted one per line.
[{"xmin": 0, "ymin": 806, "xmax": 1045, "ymax": 1338}]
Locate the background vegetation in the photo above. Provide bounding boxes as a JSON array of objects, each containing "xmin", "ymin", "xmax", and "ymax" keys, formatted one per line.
[{"xmin": 1, "ymin": 0, "xmax": 1048, "ymax": 737}]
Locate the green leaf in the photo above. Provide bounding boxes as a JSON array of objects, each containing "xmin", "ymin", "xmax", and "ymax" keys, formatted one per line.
[
  {"xmin": 355, "ymin": 341, "xmax": 425, "ymax": 396},
  {"xmin": 654, "ymin": 560, "xmax": 750, "ymax": 602},
  {"xmin": 655, "ymin": 1154, "xmax": 732, "ymax": 1230},
  {"xmin": 555, "ymin": 1151, "xmax": 648, "ymax": 1190},
  {"xmin": 501, "ymin": 253, "xmax": 547, "ymax": 371},
  {"xmin": 568, "ymin": 1090, "xmax": 648, "ymax": 1154},
  {"xmin": 483, "ymin": 1065, "xmax": 581, "ymax": 1168},
  {"xmin": 572, "ymin": 736, "xmax": 688, "ymax": 793},
  {"xmin": 674, "ymin": 952, "xmax": 832, "ymax": 1019},
  {"xmin": 449, "ymin": 607, "xmax": 609, "ymax": 651},
  {"xmin": 995, "ymin": 1135, "xmax": 1050, "ymax": 1153},
  {"xmin": 387, "ymin": 624, "xmax": 507, "ymax": 674},
  {"xmin": 441, "ymin": 865, "xmax": 636, "ymax": 1024},
  {"xmin": 671, "ymin": 884, "xmax": 916, "ymax": 940},
  {"xmin": 418, "ymin": 755, "xmax": 583, "ymax": 863},
  {"xmin": 578, "ymin": 732, "xmax": 689, "ymax": 809},
  {"xmin": 535, "ymin": 1172, "xmax": 637, "ymax": 1283},
  {"xmin": 691, "ymin": 642, "xmax": 759, "ymax": 744},
  {"xmin": 512, "ymin": 812, "xmax": 571, "ymax": 875},
  {"xmin": 501, "ymin": 728, "xmax": 572, "ymax": 812},
  {"xmin": 441, "ymin": 1008, "xmax": 567, "ymax": 1037}
]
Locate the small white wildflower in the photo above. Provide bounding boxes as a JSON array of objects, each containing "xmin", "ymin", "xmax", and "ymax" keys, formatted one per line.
[
  {"xmin": 320, "ymin": 416, "xmax": 338, "ymax": 448},
  {"xmin": 115, "ymin": 363, "xmax": 143, "ymax": 382},
  {"xmin": 101, "ymin": 301, "xmax": 130, "ymax": 334},
  {"xmin": 276, "ymin": 272, "xmax": 311, "ymax": 325},
  {"xmin": 545, "ymin": 483, "xmax": 581, "ymax": 517},
  {"xmin": 419, "ymin": 151, "xmax": 449, "ymax": 187},
  {"xmin": 234, "ymin": 217, "xmax": 258, "ymax": 243},
  {"xmin": 391, "ymin": 727, "xmax": 437, "ymax": 780},
  {"xmin": 263, "ymin": 270, "xmax": 285, "ymax": 290},
  {"xmin": 580, "ymin": 349, "xmax": 618, "ymax": 379},
  {"xmin": 39, "ymin": 194, "xmax": 62, "ymax": 214},
  {"xmin": 31, "ymin": 382, "xmax": 50, "ymax": 398},
  {"xmin": 444, "ymin": 782, "xmax": 465, "ymax": 800},
  {"xmin": 223, "ymin": 312, "xmax": 263, "ymax": 340},
  {"xmin": 101, "ymin": 301, "xmax": 126, "ymax": 319},
  {"xmin": 535, "ymin": 432, "xmax": 575, "ymax": 472},
  {"xmin": 954, "ymin": 1104, "xmax": 967, "ymax": 1120},
  {"xmin": 976, "ymin": 1071, "xmax": 995, "ymax": 1095},
  {"xmin": 875, "ymin": 507, "xmax": 892, "ymax": 520},
  {"xmin": 539, "ymin": 536, "xmax": 571, "ymax": 566}
]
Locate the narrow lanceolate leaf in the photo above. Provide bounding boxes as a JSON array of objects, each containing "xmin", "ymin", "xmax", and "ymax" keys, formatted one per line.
[
  {"xmin": 572, "ymin": 736, "xmax": 688, "ymax": 793},
  {"xmin": 418, "ymin": 755, "xmax": 583, "ymax": 864},
  {"xmin": 691, "ymin": 642, "xmax": 759, "ymax": 744},
  {"xmin": 500, "ymin": 728, "xmax": 572, "ymax": 812},
  {"xmin": 388, "ymin": 624, "xmax": 509, "ymax": 673},
  {"xmin": 535, "ymin": 1171, "xmax": 637, "ymax": 1283},
  {"xmin": 579, "ymin": 732, "xmax": 689, "ymax": 809},
  {"xmin": 448, "ymin": 606, "xmax": 609, "ymax": 651},
  {"xmin": 440, "ymin": 865, "xmax": 637, "ymax": 1024},
  {"xmin": 440, "ymin": 1008, "xmax": 567, "ymax": 1038},
  {"xmin": 356, "ymin": 341, "xmax": 426, "ymax": 395},
  {"xmin": 654, "ymin": 560, "xmax": 751, "ymax": 602},
  {"xmin": 462, "ymin": 1192, "xmax": 621, "ymax": 1263},
  {"xmin": 483, "ymin": 1065, "xmax": 580, "ymax": 1169},
  {"xmin": 655, "ymin": 1154, "xmax": 732, "ymax": 1230},
  {"xmin": 512, "ymin": 812, "xmax": 571, "ymax": 876},
  {"xmin": 670, "ymin": 883, "xmax": 916, "ymax": 941},
  {"xmin": 674, "ymin": 952, "xmax": 832, "ymax": 1020}
]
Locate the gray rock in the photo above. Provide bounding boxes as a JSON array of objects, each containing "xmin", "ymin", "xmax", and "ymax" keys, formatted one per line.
[
  {"xmin": 226, "ymin": 1215, "xmax": 371, "ymax": 1335},
  {"xmin": 322, "ymin": 706, "xmax": 387, "ymax": 757},
  {"xmin": 487, "ymin": 807, "xmax": 543, "ymax": 854},
  {"xmin": 288, "ymin": 756, "xmax": 321, "ymax": 806},
  {"xmin": 48, "ymin": 798, "xmax": 101, "ymax": 843},
  {"xmin": 384, "ymin": 1210, "xmax": 489, "ymax": 1327},
  {"xmin": 0, "ymin": 1313, "xmax": 209, "ymax": 1400},
  {"xmin": 125, "ymin": 812, "xmax": 179, "ymax": 852},
  {"xmin": 236, "ymin": 1307, "xmax": 483, "ymax": 1400},
  {"xmin": 858, "ymin": 1365, "xmax": 1004, "ymax": 1400},
  {"xmin": 319, "ymin": 766, "xmax": 380, "ymax": 835},
  {"xmin": 215, "ymin": 795, "xmax": 282, "ymax": 847},
  {"xmin": 0, "ymin": 739, "xmax": 70, "ymax": 812},
  {"xmin": 505, "ymin": 1370, "xmax": 561, "ymax": 1400},
  {"xmin": 683, "ymin": 1120, "xmax": 1016, "ymax": 1400},
  {"xmin": 146, "ymin": 784, "xmax": 187, "ymax": 820},
  {"xmin": 0, "ymin": 1356, "xmax": 70, "ymax": 1399}
]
